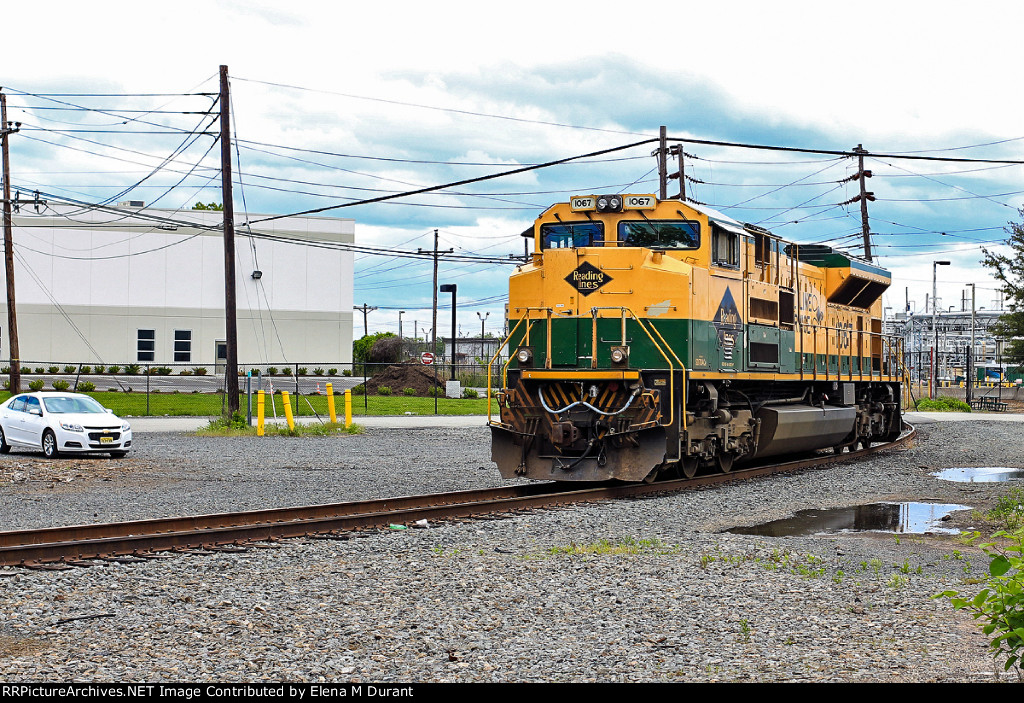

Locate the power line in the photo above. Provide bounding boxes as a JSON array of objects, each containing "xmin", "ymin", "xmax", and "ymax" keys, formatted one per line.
[{"xmin": 243, "ymin": 139, "xmax": 659, "ymax": 225}]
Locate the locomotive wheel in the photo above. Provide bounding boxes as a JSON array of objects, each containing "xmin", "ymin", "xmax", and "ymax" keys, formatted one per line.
[
  {"xmin": 682, "ymin": 457, "xmax": 699, "ymax": 479},
  {"xmin": 715, "ymin": 452, "xmax": 734, "ymax": 473}
]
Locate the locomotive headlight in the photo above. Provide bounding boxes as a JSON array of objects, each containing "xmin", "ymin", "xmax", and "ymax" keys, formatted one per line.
[
  {"xmin": 596, "ymin": 194, "xmax": 622, "ymax": 213},
  {"xmin": 516, "ymin": 347, "xmax": 533, "ymax": 364},
  {"xmin": 610, "ymin": 346, "xmax": 628, "ymax": 365}
]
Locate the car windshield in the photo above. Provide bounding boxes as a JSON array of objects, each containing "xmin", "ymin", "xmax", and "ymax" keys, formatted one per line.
[{"xmin": 42, "ymin": 396, "xmax": 108, "ymax": 414}]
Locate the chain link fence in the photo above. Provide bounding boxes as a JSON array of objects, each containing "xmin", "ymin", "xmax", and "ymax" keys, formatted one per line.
[{"xmin": 1, "ymin": 359, "xmax": 505, "ymax": 418}]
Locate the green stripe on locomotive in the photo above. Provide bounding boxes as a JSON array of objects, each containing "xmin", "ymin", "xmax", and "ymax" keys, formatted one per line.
[{"xmin": 507, "ymin": 317, "xmax": 875, "ymax": 376}]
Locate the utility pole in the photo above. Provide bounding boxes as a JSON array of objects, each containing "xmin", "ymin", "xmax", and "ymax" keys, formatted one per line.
[
  {"xmin": 668, "ymin": 144, "xmax": 685, "ymax": 200},
  {"xmin": 655, "ymin": 126, "xmax": 668, "ymax": 199},
  {"xmin": 219, "ymin": 65, "xmax": 239, "ymax": 415},
  {"xmin": 354, "ymin": 303, "xmax": 377, "ymax": 337},
  {"xmin": 852, "ymin": 145, "xmax": 875, "ymax": 261},
  {"xmin": 1, "ymin": 92, "xmax": 22, "ymax": 394},
  {"xmin": 418, "ymin": 229, "xmax": 452, "ymax": 354}
]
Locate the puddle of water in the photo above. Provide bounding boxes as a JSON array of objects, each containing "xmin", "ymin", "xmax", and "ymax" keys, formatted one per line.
[
  {"xmin": 728, "ymin": 502, "xmax": 972, "ymax": 537},
  {"xmin": 932, "ymin": 467, "xmax": 1024, "ymax": 483}
]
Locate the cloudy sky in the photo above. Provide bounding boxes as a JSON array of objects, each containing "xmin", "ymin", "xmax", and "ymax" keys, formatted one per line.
[{"xmin": 4, "ymin": 0, "xmax": 1023, "ymax": 346}]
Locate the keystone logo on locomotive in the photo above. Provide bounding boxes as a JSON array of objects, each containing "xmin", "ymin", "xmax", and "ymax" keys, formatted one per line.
[{"xmin": 565, "ymin": 261, "xmax": 612, "ymax": 296}]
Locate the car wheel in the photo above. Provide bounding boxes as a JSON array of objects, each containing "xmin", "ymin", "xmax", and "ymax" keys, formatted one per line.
[
  {"xmin": 42, "ymin": 429, "xmax": 59, "ymax": 459},
  {"xmin": 109, "ymin": 451, "xmax": 127, "ymax": 458},
  {"xmin": 0, "ymin": 425, "xmax": 10, "ymax": 454}
]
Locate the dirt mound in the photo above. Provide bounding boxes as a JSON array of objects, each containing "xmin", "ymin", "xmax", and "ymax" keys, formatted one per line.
[{"xmin": 365, "ymin": 362, "xmax": 443, "ymax": 395}]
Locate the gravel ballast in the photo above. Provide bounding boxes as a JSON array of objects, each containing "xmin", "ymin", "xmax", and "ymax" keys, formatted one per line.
[{"xmin": 1, "ymin": 416, "xmax": 1023, "ymax": 682}]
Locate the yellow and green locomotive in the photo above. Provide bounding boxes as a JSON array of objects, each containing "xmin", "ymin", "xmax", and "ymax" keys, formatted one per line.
[{"xmin": 488, "ymin": 194, "xmax": 905, "ymax": 482}]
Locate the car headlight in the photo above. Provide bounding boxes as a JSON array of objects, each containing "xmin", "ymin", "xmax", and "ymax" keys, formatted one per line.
[
  {"xmin": 60, "ymin": 422, "xmax": 84, "ymax": 432},
  {"xmin": 121, "ymin": 422, "xmax": 131, "ymax": 432}
]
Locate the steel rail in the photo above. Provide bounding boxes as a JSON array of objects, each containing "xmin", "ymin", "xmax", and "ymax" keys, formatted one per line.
[{"xmin": 0, "ymin": 424, "xmax": 916, "ymax": 568}]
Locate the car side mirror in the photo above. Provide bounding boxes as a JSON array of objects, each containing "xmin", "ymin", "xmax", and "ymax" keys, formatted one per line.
[{"xmin": 105, "ymin": 408, "xmax": 113, "ymax": 413}]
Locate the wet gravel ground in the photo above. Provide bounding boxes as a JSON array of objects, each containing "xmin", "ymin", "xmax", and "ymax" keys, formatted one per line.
[{"xmin": 2, "ymin": 418, "xmax": 1023, "ymax": 682}]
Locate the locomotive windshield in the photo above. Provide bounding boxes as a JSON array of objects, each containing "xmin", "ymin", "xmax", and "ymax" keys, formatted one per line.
[
  {"xmin": 540, "ymin": 222, "xmax": 604, "ymax": 249},
  {"xmin": 618, "ymin": 220, "xmax": 700, "ymax": 249}
]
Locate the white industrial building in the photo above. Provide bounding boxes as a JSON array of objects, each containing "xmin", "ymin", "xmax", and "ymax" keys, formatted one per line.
[{"xmin": 0, "ymin": 203, "xmax": 354, "ymax": 367}]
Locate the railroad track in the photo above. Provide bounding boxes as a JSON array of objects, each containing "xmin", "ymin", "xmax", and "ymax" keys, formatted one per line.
[{"xmin": 0, "ymin": 425, "xmax": 916, "ymax": 569}]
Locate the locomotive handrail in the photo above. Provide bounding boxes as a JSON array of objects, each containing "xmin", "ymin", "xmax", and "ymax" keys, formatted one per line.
[
  {"xmin": 796, "ymin": 320, "xmax": 904, "ymax": 383},
  {"xmin": 588, "ymin": 306, "xmax": 687, "ymax": 430},
  {"xmin": 487, "ymin": 307, "xmax": 553, "ymax": 425}
]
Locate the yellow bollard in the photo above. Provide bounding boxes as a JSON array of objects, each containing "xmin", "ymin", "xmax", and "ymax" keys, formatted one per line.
[
  {"xmin": 257, "ymin": 390, "xmax": 265, "ymax": 437},
  {"xmin": 282, "ymin": 390, "xmax": 295, "ymax": 431},
  {"xmin": 326, "ymin": 383, "xmax": 337, "ymax": 423},
  {"xmin": 345, "ymin": 389, "xmax": 352, "ymax": 428}
]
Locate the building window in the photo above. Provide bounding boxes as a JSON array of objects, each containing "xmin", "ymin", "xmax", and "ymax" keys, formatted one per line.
[
  {"xmin": 137, "ymin": 329, "xmax": 155, "ymax": 362},
  {"xmin": 174, "ymin": 330, "xmax": 192, "ymax": 363}
]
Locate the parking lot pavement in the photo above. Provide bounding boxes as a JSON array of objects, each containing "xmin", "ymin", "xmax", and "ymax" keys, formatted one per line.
[{"xmin": 128, "ymin": 414, "xmax": 489, "ymax": 432}]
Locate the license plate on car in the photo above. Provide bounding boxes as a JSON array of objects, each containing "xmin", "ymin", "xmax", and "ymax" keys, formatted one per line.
[{"xmin": 100, "ymin": 436, "xmax": 113, "ymax": 444}]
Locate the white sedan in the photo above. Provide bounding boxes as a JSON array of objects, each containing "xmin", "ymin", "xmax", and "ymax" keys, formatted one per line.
[{"xmin": 0, "ymin": 392, "xmax": 132, "ymax": 458}]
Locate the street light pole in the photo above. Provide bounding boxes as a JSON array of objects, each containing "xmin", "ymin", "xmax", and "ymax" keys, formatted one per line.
[
  {"xmin": 967, "ymin": 283, "xmax": 976, "ymax": 405},
  {"xmin": 477, "ymin": 311, "xmax": 490, "ymax": 352},
  {"xmin": 932, "ymin": 260, "xmax": 950, "ymax": 400},
  {"xmin": 440, "ymin": 284, "xmax": 457, "ymax": 382}
]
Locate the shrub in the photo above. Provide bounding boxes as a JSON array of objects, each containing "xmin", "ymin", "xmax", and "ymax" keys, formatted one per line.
[
  {"xmin": 94, "ymin": 365, "xmax": 105, "ymax": 374},
  {"xmin": 282, "ymin": 367, "xmax": 293, "ymax": 376},
  {"xmin": 342, "ymin": 369, "xmax": 352, "ymax": 377},
  {"xmin": 125, "ymin": 364, "xmax": 141, "ymax": 375},
  {"xmin": 350, "ymin": 384, "xmax": 366, "ymax": 395},
  {"xmin": 0, "ymin": 366, "xmax": 8, "ymax": 373},
  {"xmin": 2, "ymin": 381, "xmax": 8, "ymax": 390},
  {"xmin": 267, "ymin": 367, "xmax": 278, "ymax": 376},
  {"xmin": 313, "ymin": 368, "xmax": 325, "ymax": 375},
  {"xmin": 63, "ymin": 365, "xmax": 75, "ymax": 374},
  {"xmin": 403, "ymin": 387, "xmax": 417, "ymax": 396},
  {"xmin": 192, "ymin": 367, "xmax": 208, "ymax": 376},
  {"xmin": 378, "ymin": 386, "xmax": 392, "ymax": 396},
  {"xmin": 463, "ymin": 388, "xmax": 479, "ymax": 399},
  {"xmin": 428, "ymin": 386, "xmax": 443, "ymax": 397},
  {"xmin": 297, "ymin": 367, "xmax": 308, "ymax": 376},
  {"xmin": 52, "ymin": 380, "xmax": 70, "ymax": 391},
  {"xmin": 936, "ymin": 529, "xmax": 1024, "ymax": 677},
  {"xmin": 47, "ymin": 366, "xmax": 59, "ymax": 374},
  {"xmin": 916, "ymin": 397, "xmax": 972, "ymax": 412},
  {"xmin": 328, "ymin": 369, "xmax": 338, "ymax": 376},
  {"xmin": 34, "ymin": 367, "xmax": 44, "ymax": 374},
  {"xmin": 179, "ymin": 369, "xmax": 193, "ymax": 376},
  {"xmin": 989, "ymin": 488, "xmax": 1024, "ymax": 531},
  {"xmin": 80, "ymin": 365, "xmax": 91, "ymax": 374},
  {"xmin": 107, "ymin": 365, "xmax": 121, "ymax": 374},
  {"xmin": 77, "ymin": 381, "xmax": 96, "ymax": 392},
  {"xmin": 28, "ymin": 380, "xmax": 44, "ymax": 391}
]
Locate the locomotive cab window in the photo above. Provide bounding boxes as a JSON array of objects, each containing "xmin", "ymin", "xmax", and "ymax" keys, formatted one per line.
[
  {"xmin": 540, "ymin": 222, "xmax": 604, "ymax": 250},
  {"xmin": 711, "ymin": 224, "xmax": 740, "ymax": 268},
  {"xmin": 617, "ymin": 220, "xmax": 700, "ymax": 249}
]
